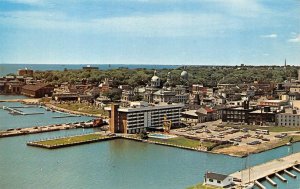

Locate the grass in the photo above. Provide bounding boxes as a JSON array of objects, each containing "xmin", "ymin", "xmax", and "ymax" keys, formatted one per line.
[
  {"xmin": 36, "ymin": 133, "xmax": 106, "ymax": 146},
  {"xmin": 147, "ymin": 136, "xmax": 216, "ymax": 149},
  {"xmin": 253, "ymin": 135, "xmax": 300, "ymax": 153},
  {"xmin": 216, "ymin": 135, "xmax": 300, "ymax": 157},
  {"xmin": 55, "ymin": 103, "xmax": 108, "ymax": 116},
  {"xmin": 227, "ymin": 125, "xmax": 300, "ymax": 132},
  {"xmin": 187, "ymin": 183, "xmax": 221, "ymax": 189}
]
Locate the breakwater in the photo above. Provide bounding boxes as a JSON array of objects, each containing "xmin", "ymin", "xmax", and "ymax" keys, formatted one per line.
[{"xmin": 0, "ymin": 122, "xmax": 99, "ymax": 138}]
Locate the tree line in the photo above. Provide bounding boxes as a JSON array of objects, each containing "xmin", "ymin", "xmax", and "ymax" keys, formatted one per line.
[{"xmin": 32, "ymin": 65, "xmax": 299, "ymax": 88}]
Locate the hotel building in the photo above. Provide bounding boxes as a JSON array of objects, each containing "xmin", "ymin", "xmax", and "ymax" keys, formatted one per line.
[{"xmin": 105, "ymin": 101, "xmax": 184, "ymax": 134}]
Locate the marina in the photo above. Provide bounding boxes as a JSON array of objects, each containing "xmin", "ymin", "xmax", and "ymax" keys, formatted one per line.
[
  {"xmin": 2, "ymin": 105, "xmax": 44, "ymax": 115},
  {"xmin": 0, "ymin": 101, "xmax": 94, "ymax": 130},
  {"xmin": 0, "ymin": 122, "xmax": 100, "ymax": 138},
  {"xmin": 230, "ymin": 152, "xmax": 300, "ymax": 188},
  {"xmin": 1, "ymin": 129, "xmax": 300, "ymax": 189},
  {"xmin": 0, "ymin": 96, "xmax": 300, "ymax": 189},
  {"xmin": 27, "ymin": 133, "xmax": 117, "ymax": 149}
]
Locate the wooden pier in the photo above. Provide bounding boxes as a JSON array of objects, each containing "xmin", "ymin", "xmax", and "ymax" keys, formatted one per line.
[{"xmin": 230, "ymin": 152, "xmax": 300, "ymax": 187}]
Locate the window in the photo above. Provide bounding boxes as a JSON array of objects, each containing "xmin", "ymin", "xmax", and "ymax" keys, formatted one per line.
[
  {"xmin": 217, "ymin": 180, "xmax": 221, "ymax": 184},
  {"xmin": 209, "ymin": 179, "xmax": 214, "ymax": 182}
]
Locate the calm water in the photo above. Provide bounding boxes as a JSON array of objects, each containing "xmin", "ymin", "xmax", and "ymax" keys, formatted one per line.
[
  {"xmin": 0, "ymin": 131, "xmax": 300, "ymax": 189},
  {"xmin": 0, "ymin": 99, "xmax": 300, "ymax": 188},
  {"xmin": 0, "ymin": 102, "xmax": 94, "ymax": 130},
  {"xmin": 0, "ymin": 64, "xmax": 178, "ymax": 76}
]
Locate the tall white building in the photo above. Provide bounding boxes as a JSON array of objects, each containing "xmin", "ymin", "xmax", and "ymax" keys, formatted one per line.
[
  {"xmin": 105, "ymin": 101, "xmax": 184, "ymax": 134},
  {"xmin": 277, "ymin": 109, "xmax": 300, "ymax": 126}
]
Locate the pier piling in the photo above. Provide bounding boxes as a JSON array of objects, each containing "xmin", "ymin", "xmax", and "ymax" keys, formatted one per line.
[
  {"xmin": 265, "ymin": 176, "xmax": 277, "ymax": 186},
  {"xmin": 284, "ymin": 169, "xmax": 297, "ymax": 178},
  {"xmin": 292, "ymin": 166, "xmax": 300, "ymax": 173},
  {"xmin": 275, "ymin": 173, "xmax": 287, "ymax": 182},
  {"xmin": 254, "ymin": 180, "xmax": 266, "ymax": 189}
]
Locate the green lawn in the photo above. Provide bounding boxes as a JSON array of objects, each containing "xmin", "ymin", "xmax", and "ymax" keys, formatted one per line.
[
  {"xmin": 148, "ymin": 136, "xmax": 216, "ymax": 149},
  {"xmin": 55, "ymin": 103, "xmax": 108, "ymax": 115},
  {"xmin": 36, "ymin": 133, "xmax": 105, "ymax": 146},
  {"xmin": 187, "ymin": 183, "xmax": 221, "ymax": 189}
]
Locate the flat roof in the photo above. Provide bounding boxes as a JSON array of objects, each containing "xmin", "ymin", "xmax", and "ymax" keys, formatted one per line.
[
  {"xmin": 105, "ymin": 103, "xmax": 184, "ymax": 112},
  {"xmin": 260, "ymin": 100, "xmax": 286, "ymax": 103},
  {"xmin": 249, "ymin": 110, "xmax": 275, "ymax": 114}
]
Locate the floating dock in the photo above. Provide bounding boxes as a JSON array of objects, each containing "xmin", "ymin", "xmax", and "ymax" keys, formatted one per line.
[{"xmin": 230, "ymin": 152, "xmax": 300, "ymax": 188}]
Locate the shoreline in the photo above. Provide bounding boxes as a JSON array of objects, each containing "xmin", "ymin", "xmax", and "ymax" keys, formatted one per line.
[
  {"xmin": 1, "ymin": 97, "xmax": 298, "ymax": 158},
  {"xmin": 26, "ymin": 132, "xmax": 300, "ymax": 158}
]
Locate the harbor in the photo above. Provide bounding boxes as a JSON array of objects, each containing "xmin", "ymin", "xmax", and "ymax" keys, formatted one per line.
[
  {"xmin": 0, "ymin": 121, "xmax": 102, "ymax": 138},
  {"xmin": 27, "ymin": 133, "xmax": 117, "ymax": 149},
  {"xmin": 2, "ymin": 105, "xmax": 44, "ymax": 115},
  {"xmin": 230, "ymin": 152, "xmax": 300, "ymax": 188}
]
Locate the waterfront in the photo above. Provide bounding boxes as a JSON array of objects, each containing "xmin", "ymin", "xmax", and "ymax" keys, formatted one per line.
[
  {"xmin": 1, "ymin": 129, "xmax": 300, "ymax": 189},
  {"xmin": 0, "ymin": 101, "xmax": 94, "ymax": 130},
  {"xmin": 0, "ymin": 98, "xmax": 300, "ymax": 188}
]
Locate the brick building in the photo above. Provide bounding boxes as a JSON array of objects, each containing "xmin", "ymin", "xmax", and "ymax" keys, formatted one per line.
[{"xmin": 21, "ymin": 83, "xmax": 54, "ymax": 98}]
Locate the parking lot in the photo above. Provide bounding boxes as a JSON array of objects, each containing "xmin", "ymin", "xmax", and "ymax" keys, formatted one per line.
[{"xmin": 171, "ymin": 120, "xmax": 289, "ymax": 146}]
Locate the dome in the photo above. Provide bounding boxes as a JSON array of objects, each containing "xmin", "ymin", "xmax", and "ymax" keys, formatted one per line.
[
  {"xmin": 181, "ymin": 70, "xmax": 188, "ymax": 80},
  {"xmin": 151, "ymin": 75, "xmax": 160, "ymax": 82}
]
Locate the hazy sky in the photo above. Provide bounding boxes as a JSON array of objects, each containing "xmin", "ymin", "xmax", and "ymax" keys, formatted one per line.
[{"xmin": 0, "ymin": 0, "xmax": 299, "ymax": 65}]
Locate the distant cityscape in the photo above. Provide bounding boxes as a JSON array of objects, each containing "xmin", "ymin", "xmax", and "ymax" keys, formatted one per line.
[{"xmin": 1, "ymin": 64, "xmax": 300, "ymax": 189}]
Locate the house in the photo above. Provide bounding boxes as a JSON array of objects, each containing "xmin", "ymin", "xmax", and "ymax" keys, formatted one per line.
[
  {"xmin": 18, "ymin": 68, "xmax": 34, "ymax": 77},
  {"xmin": 181, "ymin": 110, "xmax": 198, "ymax": 123},
  {"xmin": 204, "ymin": 172, "xmax": 234, "ymax": 188},
  {"xmin": 196, "ymin": 107, "xmax": 216, "ymax": 123},
  {"xmin": 21, "ymin": 83, "xmax": 54, "ymax": 98}
]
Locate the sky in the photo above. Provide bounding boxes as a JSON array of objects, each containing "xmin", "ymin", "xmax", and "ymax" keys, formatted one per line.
[{"xmin": 0, "ymin": 0, "xmax": 299, "ymax": 66}]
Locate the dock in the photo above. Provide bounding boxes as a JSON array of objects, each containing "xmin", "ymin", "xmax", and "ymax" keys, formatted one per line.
[
  {"xmin": 2, "ymin": 106, "xmax": 44, "ymax": 115},
  {"xmin": 27, "ymin": 133, "xmax": 118, "ymax": 149},
  {"xmin": 230, "ymin": 152, "xmax": 300, "ymax": 187},
  {"xmin": 0, "ymin": 122, "xmax": 100, "ymax": 138}
]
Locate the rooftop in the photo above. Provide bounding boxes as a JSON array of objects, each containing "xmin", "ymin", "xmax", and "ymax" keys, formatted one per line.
[{"xmin": 205, "ymin": 172, "xmax": 229, "ymax": 181}]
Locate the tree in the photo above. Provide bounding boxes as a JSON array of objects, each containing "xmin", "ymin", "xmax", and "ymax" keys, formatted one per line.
[
  {"xmin": 103, "ymin": 88, "xmax": 122, "ymax": 101},
  {"xmin": 140, "ymin": 130, "xmax": 149, "ymax": 139}
]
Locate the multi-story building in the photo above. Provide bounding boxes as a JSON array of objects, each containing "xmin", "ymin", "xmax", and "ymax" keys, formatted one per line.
[
  {"xmin": 105, "ymin": 101, "xmax": 184, "ymax": 134},
  {"xmin": 258, "ymin": 99, "xmax": 289, "ymax": 111},
  {"xmin": 277, "ymin": 109, "xmax": 300, "ymax": 127},
  {"xmin": 18, "ymin": 68, "xmax": 34, "ymax": 77},
  {"xmin": 144, "ymin": 71, "xmax": 189, "ymax": 104},
  {"xmin": 248, "ymin": 107, "xmax": 276, "ymax": 126},
  {"xmin": 21, "ymin": 83, "xmax": 54, "ymax": 98},
  {"xmin": 222, "ymin": 101, "xmax": 253, "ymax": 124}
]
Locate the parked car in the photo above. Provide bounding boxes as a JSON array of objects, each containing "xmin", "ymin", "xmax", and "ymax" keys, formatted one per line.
[{"xmin": 247, "ymin": 141, "xmax": 261, "ymax": 145}]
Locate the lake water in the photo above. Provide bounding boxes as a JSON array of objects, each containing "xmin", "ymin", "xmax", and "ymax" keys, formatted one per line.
[
  {"xmin": 0, "ymin": 102, "xmax": 95, "ymax": 130},
  {"xmin": 0, "ymin": 130, "xmax": 300, "ymax": 189},
  {"xmin": 0, "ymin": 64, "xmax": 178, "ymax": 77},
  {"xmin": 0, "ymin": 98, "xmax": 300, "ymax": 189}
]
